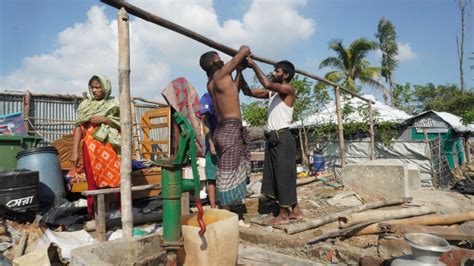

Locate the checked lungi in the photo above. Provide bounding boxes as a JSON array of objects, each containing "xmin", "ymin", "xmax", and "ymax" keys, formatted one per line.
[{"xmin": 213, "ymin": 118, "xmax": 250, "ymax": 206}]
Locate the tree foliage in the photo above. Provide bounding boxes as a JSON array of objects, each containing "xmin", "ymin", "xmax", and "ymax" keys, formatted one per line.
[
  {"xmin": 291, "ymin": 76, "xmax": 314, "ymax": 123},
  {"xmin": 241, "ymin": 100, "xmax": 268, "ymax": 127},
  {"xmin": 318, "ymin": 38, "xmax": 383, "ymax": 93},
  {"xmin": 375, "ymin": 18, "xmax": 399, "ymax": 106},
  {"xmin": 411, "ymin": 83, "xmax": 474, "ymax": 124},
  {"xmin": 392, "ymin": 82, "xmax": 414, "ymax": 114}
]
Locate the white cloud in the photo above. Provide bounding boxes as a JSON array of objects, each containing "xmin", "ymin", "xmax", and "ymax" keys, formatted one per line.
[
  {"xmin": 396, "ymin": 42, "xmax": 417, "ymax": 61},
  {"xmin": 376, "ymin": 42, "xmax": 417, "ymax": 63},
  {"xmin": 0, "ymin": 0, "xmax": 315, "ymax": 98}
]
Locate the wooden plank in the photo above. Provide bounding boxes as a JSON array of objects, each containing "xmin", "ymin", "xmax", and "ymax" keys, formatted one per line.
[
  {"xmin": 81, "ymin": 184, "xmax": 161, "ymax": 196},
  {"xmin": 145, "ymin": 140, "xmax": 168, "ymax": 145},
  {"xmin": 141, "ymin": 123, "xmax": 168, "ymax": 129}
]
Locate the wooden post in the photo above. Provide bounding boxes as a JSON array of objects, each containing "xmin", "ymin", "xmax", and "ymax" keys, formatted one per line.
[
  {"xmin": 96, "ymin": 194, "xmax": 106, "ymax": 242},
  {"xmin": 464, "ymin": 135, "xmax": 471, "ymax": 164},
  {"xmin": 118, "ymin": 7, "xmax": 133, "ymax": 238},
  {"xmin": 298, "ymin": 128, "xmax": 307, "ymax": 165},
  {"xmin": 368, "ymin": 102, "xmax": 375, "ymax": 160},
  {"xmin": 130, "ymin": 100, "xmax": 142, "ymax": 160},
  {"xmin": 334, "ymin": 87, "xmax": 345, "ymax": 167},
  {"xmin": 424, "ymin": 130, "xmax": 436, "ymax": 186},
  {"xmin": 23, "ymin": 90, "xmax": 31, "ymax": 133}
]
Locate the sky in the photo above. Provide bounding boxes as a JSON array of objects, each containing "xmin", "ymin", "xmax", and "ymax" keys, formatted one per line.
[{"xmin": 0, "ymin": 0, "xmax": 472, "ymax": 103}]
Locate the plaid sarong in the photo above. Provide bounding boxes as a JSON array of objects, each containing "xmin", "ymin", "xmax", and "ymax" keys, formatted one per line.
[{"xmin": 213, "ymin": 119, "xmax": 250, "ymax": 206}]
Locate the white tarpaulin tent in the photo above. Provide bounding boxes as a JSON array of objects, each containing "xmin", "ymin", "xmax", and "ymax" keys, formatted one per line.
[{"xmin": 291, "ymin": 94, "xmax": 411, "ymax": 128}]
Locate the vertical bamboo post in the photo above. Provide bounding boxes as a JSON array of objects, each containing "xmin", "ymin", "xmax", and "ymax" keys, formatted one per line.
[
  {"xmin": 130, "ymin": 100, "xmax": 142, "ymax": 160},
  {"xmin": 368, "ymin": 102, "xmax": 375, "ymax": 160},
  {"xmin": 464, "ymin": 135, "xmax": 471, "ymax": 164},
  {"xmin": 23, "ymin": 90, "xmax": 31, "ymax": 133},
  {"xmin": 424, "ymin": 130, "xmax": 436, "ymax": 186},
  {"xmin": 118, "ymin": 7, "xmax": 133, "ymax": 238},
  {"xmin": 334, "ymin": 86, "xmax": 345, "ymax": 167}
]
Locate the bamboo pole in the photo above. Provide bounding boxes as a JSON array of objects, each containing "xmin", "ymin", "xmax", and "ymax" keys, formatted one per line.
[
  {"xmin": 464, "ymin": 135, "xmax": 471, "ymax": 164},
  {"xmin": 334, "ymin": 86, "xmax": 345, "ymax": 167},
  {"xmin": 355, "ymin": 210, "xmax": 474, "ymax": 235},
  {"xmin": 100, "ymin": 0, "xmax": 375, "ymax": 105},
  {"xmin": 132, "ymin": 97, "xmax": 168, "ymax": 107},
  {"xmin": 424, "ymin": 130, "xmax": 437, "ymax": 185},
  {"xmin": 23, "ymin": 90, "xmax": 31, "ymax": 132},
  {"xmin": 368, "ymin": 102, "xmax": 375, "ymax": 160},
  {"xmin": 283, "ymin": 197, "xmax": 408, "ymax": 234},
  {"xmin": 130, "ymin": 100, "xmax": 142, "ymax": 160},
  {"xmin": 118, "ymin": 7, "xmax": 133, "ymax": 238},
  {"xmin": 338, "ymin": 205, "xmax": 437, "ymax": 228}
]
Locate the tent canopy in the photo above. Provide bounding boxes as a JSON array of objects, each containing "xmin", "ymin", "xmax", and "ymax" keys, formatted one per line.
[{"xmin": 291, "ymin": 94, "xmax": 411, "ymax": 128}]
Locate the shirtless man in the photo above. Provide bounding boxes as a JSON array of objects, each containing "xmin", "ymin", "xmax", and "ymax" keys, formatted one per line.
[
  {"xmin": 199, "ymin": 46, "xmax": 251, "ymax": 211},
  {"xmin": 241, "ymin": 58, "xmax": 303, "ymax": 225}
]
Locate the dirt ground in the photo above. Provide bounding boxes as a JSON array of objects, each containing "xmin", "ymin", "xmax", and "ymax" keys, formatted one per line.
[{"xmin": 238, "ymin": 170, "xmax": 474, "ymax": 264}]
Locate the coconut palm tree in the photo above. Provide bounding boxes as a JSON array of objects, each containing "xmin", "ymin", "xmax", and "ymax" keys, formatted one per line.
[{"xmin": 319, "ymin": 38, "xmax": 384, "ymax": 93}]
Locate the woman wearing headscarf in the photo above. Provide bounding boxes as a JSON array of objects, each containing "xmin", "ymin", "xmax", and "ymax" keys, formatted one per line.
[{"xmin": 71, "ymin": 75, "xmax": 121, "ymax": 215}]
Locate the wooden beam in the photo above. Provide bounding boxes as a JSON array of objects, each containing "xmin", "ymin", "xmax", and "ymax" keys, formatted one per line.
[
  {"xmin": 334, "ymin": 86, "xmax": 345, "ymax": 167},
  {"xmin": 23, "ymin": 90, "xmax": 31, "ymax": 132},
  {"xmin": 369, "ymin": 102, "xmax": 375, "ymax": 160},
  {"xmin": 100, "ymin": 0, "xmax": 375, "ymax": 104},
  {"xmin": 118, "ymin": 7, "xmax": 133, "ymax": 238},
  {"xmin": 82, "ymin": 184, "xmax": 161, "ymax": 196}
]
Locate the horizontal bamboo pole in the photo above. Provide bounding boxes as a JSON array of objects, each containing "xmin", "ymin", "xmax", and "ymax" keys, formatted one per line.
[
  {"xmin": 283, "ymin": 197, "xmax": 409, "ymax": 234},
  {"xmin": 338, "ymin": 205, "xmax": 437, "ymax": 228},
  {"xmin": 355, "ymin": 210, "xmax": 474, "ymax": 235},
  {"xmin": 132, "ymin": 97, "xmax": 167, "ymax": 107},
  {"xmin": 100, "ymin": 0, "xmax": 374, "ymax": 104},
  {"xmin": 0, "ymin": 91, "xmax": 83, "ymax": 100}
]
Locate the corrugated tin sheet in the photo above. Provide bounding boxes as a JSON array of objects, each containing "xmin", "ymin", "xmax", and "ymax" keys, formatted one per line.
[
  {"xmin": 0, "ymin": 93, "xmax": 170, "ymax": 158},
  {"xmin": 30, "ymin": 96, "xmax": 81, "ymax": 142},
  {"xmin": 0, "ymin": 94, "xmax": 23, "ymax": 115}
]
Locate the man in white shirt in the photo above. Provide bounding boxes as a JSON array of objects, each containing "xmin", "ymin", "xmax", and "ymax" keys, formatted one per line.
[{"xmin": 242, "ymin": 58, "xmax": 303, "ymax": 225}]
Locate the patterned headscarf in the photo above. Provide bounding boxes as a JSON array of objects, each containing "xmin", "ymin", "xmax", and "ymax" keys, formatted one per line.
[
  {"xmin": 75, "ymin": 75, "xmax": 120, "ymax": 128},
  {"xmin": 75, "ymin": 75, "xmax": 121, "ymax": 147}
]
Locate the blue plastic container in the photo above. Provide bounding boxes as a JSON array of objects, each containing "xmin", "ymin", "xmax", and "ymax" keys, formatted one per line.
[
  {"xmin": 312, "ymin": 154, "xmax": 325, "ymax": 172},
  {"xmin": 16, "ymin": 146, "xmax": 65, "ymax": 206}
]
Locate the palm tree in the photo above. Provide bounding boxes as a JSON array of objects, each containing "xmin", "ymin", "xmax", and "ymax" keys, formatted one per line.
[{"xmin": 319, "ymin": 38, "xmax": 384, "ymax": 93}]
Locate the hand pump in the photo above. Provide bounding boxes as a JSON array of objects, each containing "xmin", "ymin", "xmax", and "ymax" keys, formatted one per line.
[{"xmin": 155, "ymin": 109, "xmax": 205, "ymax": 265}]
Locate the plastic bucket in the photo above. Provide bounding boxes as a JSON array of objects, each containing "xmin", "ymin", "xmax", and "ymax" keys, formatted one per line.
[
  {"xmin": 0, "ymin": 170, "xmax": 39, "ymax": 211},
  {"xmin": 16, "ymin": 146, "xmax": 65, "ymax": 206},
  {"xmin": 181, "ymin": 209, "xmax": 239, "ymax": 266},
  {"xmin": 312, "ymin": 154, "xmax": 325, "ymax": 172}
]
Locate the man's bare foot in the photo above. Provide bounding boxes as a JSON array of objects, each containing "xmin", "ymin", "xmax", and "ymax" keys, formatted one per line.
[
  {"xmin": 288, "ymin": 213, "xmax": 304, "ymax": 221},
  {"xmin": 264, "ymin": 216, "xmax": 289, "ymax": 226}
]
